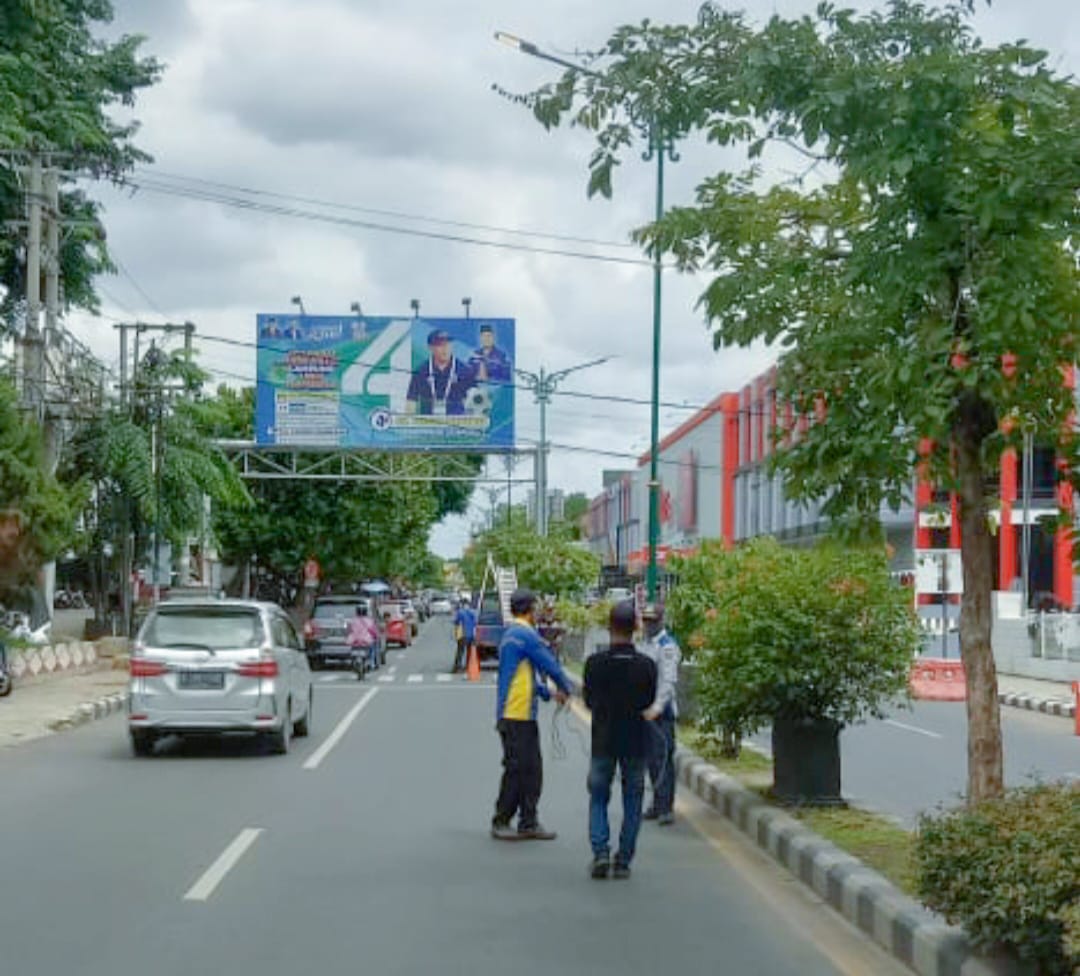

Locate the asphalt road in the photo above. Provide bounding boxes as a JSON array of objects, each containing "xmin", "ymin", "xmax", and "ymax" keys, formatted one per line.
[
  {"xmin": 0, "ymin": 616, "xmax": 909, "ymax": 976},
  {"xmin": 752, "ymin": 700, "xmax": 1079, "ymax": 826}
]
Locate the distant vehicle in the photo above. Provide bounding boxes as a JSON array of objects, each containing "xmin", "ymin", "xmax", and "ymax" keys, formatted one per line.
[
  {"xmin": 605, "ymin": 587, "xmax": 632, "ymax": 604},
  {"xmin": 382, "ymin": 603, "xmax": 411, "ymax": 648},
  {"xmin": 474, "ymin": 590, "xmax": 505, "ymax": 663},
  {"xmin": 429, "ymin": 594, "xmax": 453, "ymax": 615},
  {"xmin": 128, "ymin": 599, "xmax": 313, "ymax": 757},
  {"xmin": 398, "ymin": 598, "xmax": 420, "ymax": 637},
  {"xmin": 304, "ymin": 595, "xmax": 385, "ymax": 670}
]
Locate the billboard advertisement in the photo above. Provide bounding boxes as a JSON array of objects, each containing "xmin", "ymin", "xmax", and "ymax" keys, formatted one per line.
[{"xmin": 254, "ymin": 314, "xmax": 515, "ymax": 449}]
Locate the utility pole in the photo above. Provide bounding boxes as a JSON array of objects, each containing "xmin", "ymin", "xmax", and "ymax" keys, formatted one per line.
[
  {"xmin": 516, "ymin": 357, "xmax": 609, "ymax": 536},
  {"xmin": 23, "ymin": 155, "xmax": 43, "ymax": 416}
]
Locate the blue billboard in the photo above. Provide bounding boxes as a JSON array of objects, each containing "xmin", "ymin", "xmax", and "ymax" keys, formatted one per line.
[{"xmin": 254, "ymin": 314, "xmax": 515, "ymax": 449}]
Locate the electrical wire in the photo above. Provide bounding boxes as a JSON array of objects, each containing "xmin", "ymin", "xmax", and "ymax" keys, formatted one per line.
[
  {"xmin": 119, "ymin": 176, "xmax": 660, "ymax": 268},
  {"xmin": 132, "ymin": 167, "xmax": 640, "ymax": 251}
]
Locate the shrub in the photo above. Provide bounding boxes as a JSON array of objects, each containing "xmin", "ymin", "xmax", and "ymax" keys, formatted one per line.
[
  {"xmin": 667, "ymin": 537, "xmax": 919, "ymax": 739},
  {"xmin": 916, "ymin": 784, "xmax": 1080, "ymax": 975}
]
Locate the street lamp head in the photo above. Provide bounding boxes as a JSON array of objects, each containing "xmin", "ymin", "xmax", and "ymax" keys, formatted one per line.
[
  {"xmin": 350, "ymin": 301, "xmax": 363, "ymax": 316},
  {"xmin": 494, "ymin": 31, "xmax": 534, "ymax": 55},
  {"xmin": 290, "ymin": 295, "xmax": 305, "ymax": 315},
  {"xmin": 410, "ymin": 298, "xmax": 421, "ymax": 318}
]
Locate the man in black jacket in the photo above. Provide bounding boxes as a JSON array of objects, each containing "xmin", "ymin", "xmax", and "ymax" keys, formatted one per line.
[{"xmin": 583, "ymin": 601, "xmax": 658, "ymax": 879}]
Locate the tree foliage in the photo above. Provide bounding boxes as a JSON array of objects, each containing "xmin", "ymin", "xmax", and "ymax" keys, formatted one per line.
[
  {"xmin": 525, "ymin": 1, "xmax": 1080, "ymax": 803},
  {"xmin": 668, "ymin": 537, "xmax": 918, "ymax": 737},
  {"xmin": 461, "ymin": 520, "xmax": 600, "ymax": 598},
  {"xmin": 0, "ymin": 378, "xmax": 76, "ymax": 589},
  {"xmin": 0, "ymin": 0, "xmax": 162, "ymax": 323}
]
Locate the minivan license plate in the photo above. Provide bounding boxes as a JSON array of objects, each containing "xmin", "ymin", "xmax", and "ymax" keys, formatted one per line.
[{"xmin": 178, "ymin": 671, "xmax": 225, "ymax": 690}]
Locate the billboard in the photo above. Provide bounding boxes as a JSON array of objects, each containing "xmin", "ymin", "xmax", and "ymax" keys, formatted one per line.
[{"xmin": 255, "ymin": 314, "xmax": 515, "ymax": 449}]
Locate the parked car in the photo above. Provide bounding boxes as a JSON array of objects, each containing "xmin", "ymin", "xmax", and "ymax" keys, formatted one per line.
[
  {"xmin": 382, "ymin": 603, "xmax": 411, "ymax": 648},
  {"xmin": 304, "ymin": 595, "xmax": 385, "ymax": 670},
  {"xmin": 605, "ymin": 587, "xmax": 632, "ymax": 604},
  {"xmin": 429, "ymin": 594, "xmax": 453, "ymax": 615},
  {"xmin": 127, "ymin": 599, "xmax": 313, "ymax": 757}
]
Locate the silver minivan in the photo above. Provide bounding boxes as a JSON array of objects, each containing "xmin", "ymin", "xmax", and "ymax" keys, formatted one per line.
[{"xmin": 128, "ymin": 599, "xmax": 313, "ymax": 757}]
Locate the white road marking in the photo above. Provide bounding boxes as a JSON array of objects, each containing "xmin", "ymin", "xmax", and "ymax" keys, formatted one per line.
[
  {"xmin": 407, "ymin": 674, "xmax": 423, "ymax": 683},
  {"xmin": 377, "ymin": 675, "xmax": 395, "ymax": 683},
  {"xmin": 303, "ymin": 687, "xmax": 379, "ymax": 770},
  {"xmin": 436, "ymin": 674, "xmax": 452, "ymax": 683},
  {"xmin": 884, "ymin": 718, "xmax": 944, "ymax": 739},
  {"xmin": 184, "ymin": 828, "xmax": 263, "ymax": 902},
  {"xmin": 387, "ymin": 665, "xmax": 398, "ymax": 676}
]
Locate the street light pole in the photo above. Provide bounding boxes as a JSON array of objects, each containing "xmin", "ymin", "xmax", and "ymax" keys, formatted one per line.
[
  {"xmin": 495, "ymin": 29, "xmax": 676, "ymax": 598},
  {"xmin": 516, "ymin": 357, "xmax": 610, "ymax": 537}
]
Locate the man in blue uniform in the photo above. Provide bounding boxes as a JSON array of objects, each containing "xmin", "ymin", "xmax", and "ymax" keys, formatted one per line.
[
  {"xmin": 491, "ymin": 588, "xmax": 573, "ymax": 841},
  {"xmin": 452, "ymin": 598, "xmax": 476, "ymax": 673},
  {"xmin": 469, "ymin": 324, "xmax": 511, "ymax": 384},
  {"xmin": 406, "ymin": 329, "xmax": 475, "ymax": 416}
]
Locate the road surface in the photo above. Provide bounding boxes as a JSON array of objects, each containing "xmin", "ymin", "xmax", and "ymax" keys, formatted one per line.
[{"xmin": 0, "ymin": 617, "xmax": 908, "ymax": 976}]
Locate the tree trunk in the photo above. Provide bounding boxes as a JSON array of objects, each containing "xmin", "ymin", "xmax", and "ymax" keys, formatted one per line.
[{"xmin": 955, "ymin": 425, "xmax": 1005, "ymax": 804}]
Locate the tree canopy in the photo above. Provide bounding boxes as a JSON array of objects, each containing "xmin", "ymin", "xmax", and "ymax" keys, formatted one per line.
[
  {"xmin": 0, "ymin": 0, "xmax": 161, "ymax": 323},
  {"xmin": 525, "ymin": 1, "xmax": 1080, "ymax": 802}
]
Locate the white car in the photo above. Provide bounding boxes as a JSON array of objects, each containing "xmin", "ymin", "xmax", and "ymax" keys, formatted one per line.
[
  {"xmin": 429, "ymin": 595, "xmax": 453, "ymax": 614},
  {"xmin": 128, "ymin": 599, "xmax": 313, "ymax": 757},
  {"xmin": 605, "ymin": 587, "xmax": 633, "ymax": 604}
]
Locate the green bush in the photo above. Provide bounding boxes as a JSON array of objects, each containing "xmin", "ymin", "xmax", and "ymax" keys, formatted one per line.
[
  {"xmin": 667, "ymin": 537, "xmax": 919, "ymax": 739},
  {"xmin": 916, "ymin": 784, "xmax": 1080, "ymax": 975}
]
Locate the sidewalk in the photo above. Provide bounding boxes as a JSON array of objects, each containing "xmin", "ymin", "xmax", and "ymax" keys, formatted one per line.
[{"xmin": 0, "ymin": 667, "xmax": 127, "ymax": 750}]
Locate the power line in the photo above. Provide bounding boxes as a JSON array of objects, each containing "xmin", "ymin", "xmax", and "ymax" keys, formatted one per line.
[
  {"xmin": 118, "ymin": 176, "xmax": 660, "ymax": 268},
  {"xmin": 133, "ymin": 167, "xmax": 640, "ymax": 251}
]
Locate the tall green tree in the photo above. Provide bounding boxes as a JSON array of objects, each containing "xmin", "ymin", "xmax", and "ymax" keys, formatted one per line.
[
  {"xmin": 0, "ymin": 0, "xmax": 161, "ymax": 323},
  {"xmin": 525, "ymin": 2, "xmax": 1080, "ymax": 803},
  {"xmin": 0, "ymin": 377, "xmax": 75, "ymax": 592}
]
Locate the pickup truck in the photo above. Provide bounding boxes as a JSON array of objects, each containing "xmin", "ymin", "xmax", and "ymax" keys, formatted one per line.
[{"xmin": 473, "ymin": 591, "xmax": 504, "ymax": 663}]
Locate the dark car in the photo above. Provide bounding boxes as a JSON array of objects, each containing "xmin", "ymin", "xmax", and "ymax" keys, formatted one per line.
[{"xmin": 304, "ymin": 596, "xmax": 385, "ymax": 669}]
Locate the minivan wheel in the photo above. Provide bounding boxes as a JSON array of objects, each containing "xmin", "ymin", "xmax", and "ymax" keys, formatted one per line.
[
  {"xmin": 131, "ymin": 730, "xmax": 155, "ymax": 757},
  {"xmin": 268, "ymin": 706, "xmax": 291, "ymax": 755},
  {"xmin": 293, "ymin": 690, "xmax": 312, "ymax": 737}
]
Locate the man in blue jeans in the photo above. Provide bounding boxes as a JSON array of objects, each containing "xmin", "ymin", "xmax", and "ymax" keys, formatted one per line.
[{"xmin": 583, "ymin": 601, "xmax": 657, "ymax": 879}]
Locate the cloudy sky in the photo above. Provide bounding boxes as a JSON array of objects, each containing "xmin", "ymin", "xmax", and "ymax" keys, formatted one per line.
[{"xmin": 67, "ymin": 0, "xmax": 1080, "ymax": 557}]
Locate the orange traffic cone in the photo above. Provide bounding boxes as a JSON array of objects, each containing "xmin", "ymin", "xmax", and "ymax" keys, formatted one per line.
[{"xmin": 466, "ymin": 643, "xmax": 480, "ymax": 682}]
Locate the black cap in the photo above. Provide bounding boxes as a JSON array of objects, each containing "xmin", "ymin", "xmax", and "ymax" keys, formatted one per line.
[
  {"xmin": 609, "ymin": 600, "xmax": 637, "ymax": 633},
  {"xmin": 427, "ymin": 328, "xmax": 452, "ymax": 346},
  {"xmin": 479, "ymin": 324, "xmax": 494, "ymax": 333},
  {"xmin": 509, "ymin": 587, "xmax": 537, "ymax": 616}
]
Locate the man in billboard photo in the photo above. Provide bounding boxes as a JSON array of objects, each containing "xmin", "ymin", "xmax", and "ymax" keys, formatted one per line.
[
  {"xmin": 405, "ymin": 328, "xmax": 476, "ymax": 416},
  {"xmin": 469, "ymin": 323, "xmax": 511, "ymax": 384}
]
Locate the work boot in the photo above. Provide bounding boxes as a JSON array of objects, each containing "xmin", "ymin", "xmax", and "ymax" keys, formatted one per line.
[
  {"xmin": 611, "ymin": 860, "xmax": 631, "ymax": 880},
  {"xmin": 590, "ymin": 855, "xmax": 610, "ymax": 880},
  {"xmin": 657, "ymin": 812, "xmax": 675, "ymax": 826},
  {"xmin": 517, "ymin": 823, "xmax": 557, "ymax": 841},
  {"xmin": 642, "ymin": 807, "xmax": 659, "ymax": 821}
]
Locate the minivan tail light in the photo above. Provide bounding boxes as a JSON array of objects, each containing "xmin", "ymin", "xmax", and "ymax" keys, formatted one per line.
[
  {"xmin": 237, "ymin": 659, "xmax": 279, "ymax": 678},
  {"xmin": 130, "ymin": 658, "xmax": 169, "ymax": 677}
]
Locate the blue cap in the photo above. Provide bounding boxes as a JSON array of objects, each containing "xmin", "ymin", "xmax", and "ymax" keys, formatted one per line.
[{"xmin": 427, "ymin": 329, "xmax": 451, "ymax": 346}]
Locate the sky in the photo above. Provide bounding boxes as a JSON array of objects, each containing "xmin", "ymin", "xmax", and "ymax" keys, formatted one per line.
[{"xmin": 63, "ymin": 0, "xmax": 1080, "ymax": 558}]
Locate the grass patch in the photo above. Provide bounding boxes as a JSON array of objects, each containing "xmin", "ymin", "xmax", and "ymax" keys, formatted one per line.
[
  {"xmin": 680, "ymin": 722, "xmax": 916, "ymax": 896},
  {"xmin": 790, "ymin": 807, "xmax": 916, "ymax": 895}
]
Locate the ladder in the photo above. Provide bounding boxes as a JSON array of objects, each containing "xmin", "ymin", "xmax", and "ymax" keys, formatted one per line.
[{"xmin": 480, "ymin": 552, "xmax": 517, "ymax": 619}]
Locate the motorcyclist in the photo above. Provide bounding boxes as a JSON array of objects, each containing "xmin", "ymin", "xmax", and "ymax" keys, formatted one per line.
[{"xmin": 346, "ymin": 604, "xmax": 380, "ymax": 676}]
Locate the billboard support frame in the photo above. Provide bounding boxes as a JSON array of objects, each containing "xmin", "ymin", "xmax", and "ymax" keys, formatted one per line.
[{"xmin": 215, "ymin": 440, "xmax": 537, "ymax": 484}]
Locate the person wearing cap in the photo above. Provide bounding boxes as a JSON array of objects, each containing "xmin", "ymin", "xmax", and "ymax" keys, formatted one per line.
[
  {"xmin": 491, "ymin": 587, "xmax": 573, "ymax": 841},
  {"xmin": 469, "ymin": 324, "xmax": 511, "ymax": 384},
  {"xmin": 583, "ymin": 600, "xmax": 657, "ymax": 879},
  {"xmin": 405, "ymin": 329, "xmax": 476, "ymax": 416},
  {"xmin": 640, "ymin": 602, "xmax": 682, "ymax": 826}
]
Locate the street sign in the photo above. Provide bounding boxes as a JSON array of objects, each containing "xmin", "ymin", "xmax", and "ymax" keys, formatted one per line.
[
  {"xmin": 914, "ymin": 549, "xmax": 963, "ymax": 595},
  {"xmin": 255, "ymin": 314, "xmax": 515, "ymax": 450}
]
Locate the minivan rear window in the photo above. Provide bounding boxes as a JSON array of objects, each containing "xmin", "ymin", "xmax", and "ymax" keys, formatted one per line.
[{"xmin": 143, "ymin": 609, "xmax": 264, "ymax": 651}]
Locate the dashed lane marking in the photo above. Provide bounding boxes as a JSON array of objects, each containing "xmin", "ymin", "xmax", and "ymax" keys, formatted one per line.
[
  {"xmin": 303, "ymin": 687, "xmax": 379, "ymax": 770},
  {"xmin": 184, "ymin": 828, "xmax": 263, "ymax": 902},
  {"xmin": 407, "ymin": 674, "xmax": 424, "ymax": 683}
]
